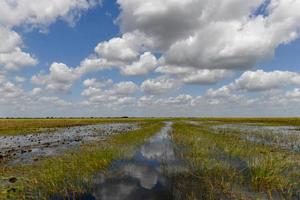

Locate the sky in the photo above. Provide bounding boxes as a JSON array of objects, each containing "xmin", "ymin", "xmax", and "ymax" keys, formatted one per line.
[{"xmin": 1, "ymin": 0, "xmax": 300, "ymax": 117}]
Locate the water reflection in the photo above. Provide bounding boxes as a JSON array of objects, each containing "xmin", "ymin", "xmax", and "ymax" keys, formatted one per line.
[{"xmin": 87, "ymin": 122, "xmax": 181, "ymax": 200}]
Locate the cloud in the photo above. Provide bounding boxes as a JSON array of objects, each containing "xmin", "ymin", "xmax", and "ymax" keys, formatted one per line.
[
  {"xmin": 0, "ymin": 0, "xmax": 101, "ymax": 28},
  {"xmin": 111, "ymin": 81, "xmax": 139, "ymax": 96},
  {"xmin": 117, "ymin": 0, "xmax": 208, "ymax": 50},
  {"xmin": 156, "ymin": 94, "xmax": 194, "ymax": 107},
  {"xmin": 120, "ymin": 52, "xmax": 157, "ymax": 75},
  {"xmin": 0, "ymin": 0, "xmax": 101, "ymax": 71},
  {"xmin": 286, "ymin": 88, "xmax": 300, "ymax": 98},
  {"xmin": 230, "ymin": 70, "xmax": 300, "ymax": 91},
  {"xmin": 0, "ymin": 82, "xmax": 24, "ymax": 99},
  {"xmin": 117, "ymin": 0, "xmax": 300, "ymax": 70},
  {"xmin": 3, "ymin": 0, "xmax": 300, "ymax": 117},
  {"xmin": 15, "ymin": 76, "xmax": 27, "ymax": 83},
  {"xmin": 137, "ymin": 95, "xmax": 155, "ymax": 107},
  {"xmin": 36, "ymin": 44, "xmax": 155, "ymax": 93},
  {"xmin": 0, "ymin": 73, "xmax": 6, "ymax": 84},
  {"xmin": 0, "ymin": 79, "xmax": 43, "ymax": 109},
  {"xmin": 203, "ymin": 70, "xmax": 300, "ymax": 106},
  {"xmin": 0, "ymin": 79, "xmax": 73, "ymax": 115},
  {"xmin": 80, "ymin": 79, "xmax": 139, "ymax": 108},
  {"xmin": 32, "ymin": 54, "xmax": 145, "ymax": 93},
  {"xmin": 205, "ymin": 87, "xmax": 245, "ymax": 105},
  {"xmin": 0, "ymin": 48, "xmax": 37, "ymax": 70},
  {"xmin": 95, "ymin": 34, "xmax": 139, "ymax": 63},
  {"xmin": 78, "ymin": 57, "xmax": 116, "ymax": 74},
  {"xmin": 30, "ymin": 87, "xmax": 42, "ymax": 96},
  {"xmin": 0, "ymin": 27, "xmax": 22, "ymax": 53},
  {"xmin": 31, "ymin": 62, "xmax": 80, "ymax": 92},
  {"xmin": 81, "ymin": 86, "xmax": 101, "ymax": 97},
  {"xmin": 78, "ymin": 32, "xmax": 157, "ymax": 75},
  {"xmin": 156, "ymin": 65, "xmax": 231, "ymax": 84},
  {"xmin": 0, "ymin": 28, "xmax": 36, "ymax": 71},
  {"xmin": 137, "ymin": 94, "xmax": 203, "ymax": 109},
  {"xmin": 38, "ymin": 96, "xmax": 72, "ymax": 107},
  {"xmin": 83, "ymin": 78, "xmax": 112, "ymax": 88},
  {"xmin": 210, "ymin": 70, "xmax": 300, "ymax": 93},
  {"xmin": 141, "ymin": 76, "xmax": 179, "ymax": 95}
]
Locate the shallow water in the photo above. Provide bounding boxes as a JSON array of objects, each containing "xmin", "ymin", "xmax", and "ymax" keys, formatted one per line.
[
  {"xmin": 76, "ymin": 122, "xmax": 185, "ymax": 200},
  {"xmin": 213, "ymin": 123, "xmax": 300, "ymax": 135},
  {"xmin": 0, "ymin": 123, "xmax": 137, "ymax": 165},
  {"xmin": 213, "ymin": 123, "xmax": 300, "ymax": 152}
]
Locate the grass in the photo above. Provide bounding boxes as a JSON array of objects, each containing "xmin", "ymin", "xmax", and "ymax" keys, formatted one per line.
[
  {"xmin": 2, "ymin": 117, "xmax": 300, "ymax": 199},
  {"xmin": 218, "ymin": 126, "xmax": 300, "ymax": 152},
  {"xmin": 0, "ymin": 118, "xmax": 167, "ymax": 136},
  {"xmin": 2, "ymin": 117, "xmax": 299, "ymax": 136},
  {"xmin": 171, "ymin": 122, "xmax": 300, "ymax": 199},
  {"xmin": 0, "ymin": 121, "xmax": 164, "ymax": 199},
  {"xmin": 194, "ymin": 117, "xmax": 300, "ymax": 126}
]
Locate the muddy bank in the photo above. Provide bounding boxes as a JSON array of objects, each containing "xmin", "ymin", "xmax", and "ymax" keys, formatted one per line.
[
  {"xmin": 0, "ymin": 123, "xmax": 138, "ymax": 165},
  {"xmin": 71, "ymin": 122, "xmax": 185, "ymax": 200}
]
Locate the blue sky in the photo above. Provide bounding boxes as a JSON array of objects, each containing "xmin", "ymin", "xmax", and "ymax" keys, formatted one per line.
[
  {"xmin": 21, "ymin": 1, "xmax": 119, "ymax": 66},
  {"xmin": 1, "ymin": 0, "xmax": 300, "ymax": 117}
]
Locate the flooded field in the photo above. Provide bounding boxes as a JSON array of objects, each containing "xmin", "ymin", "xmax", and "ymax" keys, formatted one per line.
[
  {"xmin": 212, "ymin": 123, "xmax": 300, "ymax": 152},
  {"xmin": 0, "ymin": 123, "xmax": 137, "ymax": 165},
  {"xmin": 172, "ymin": 121, "xmax": 300, "ymax": 199},
  {"xmin": 1, "ymin": 118, "xmax": 300, "ymax": 199},
  {"xmin": 79, "ymin": 122, "xmax": 184, "ymax": 200}
]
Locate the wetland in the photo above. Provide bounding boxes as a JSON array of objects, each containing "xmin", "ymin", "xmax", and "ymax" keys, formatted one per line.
[{"xmin": 1, "ymin": 118, "xmax": 300, "ymax": 199}]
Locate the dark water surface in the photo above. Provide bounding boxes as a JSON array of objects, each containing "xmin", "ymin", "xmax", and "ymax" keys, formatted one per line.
[{"xmin": 75, "ymin": 122, "xmax": 184, "ymax": 200}]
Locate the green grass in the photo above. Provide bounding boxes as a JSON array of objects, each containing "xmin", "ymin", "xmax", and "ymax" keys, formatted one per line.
[
  {"xmin": 2, "ymin": 117, "xmax": 300, "ymax": 199},
  {"xmin": 194, "ymin": 117, "xmax": 300, "ymax": 126},
  {"xmin": 0, "ymin": 122, "xmax": 164, "ymax": 199},
  {"xmin": 0, "ymin": 118, "xmax": 167, "ymax": 136},
  {"xmin": 2, "ymin": 118, "xmax": 300, "ymax": 136},
  {"xmin": 171, "ymin": 122, "xmax": 300, "ymax": 199}
]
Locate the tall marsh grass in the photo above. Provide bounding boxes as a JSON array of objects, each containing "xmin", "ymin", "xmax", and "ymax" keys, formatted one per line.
[
  {"xmin": 171, "ymin": 122, "xmax": 300, "ymax": 199},
  {"xmin": 0, "ymin": 118, "xmax": 166, "ymax": 136},
  {"xmin": 0, "ymin": 122, "xmax": 163, "ymax": 199}
]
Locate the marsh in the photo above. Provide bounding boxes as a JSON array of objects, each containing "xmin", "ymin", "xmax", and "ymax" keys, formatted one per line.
[{"xmin": 1, "ymin": 118, "xmax": 300, "ymax": 199}]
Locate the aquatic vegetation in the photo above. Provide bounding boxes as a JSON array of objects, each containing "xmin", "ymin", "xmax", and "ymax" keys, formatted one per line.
[
  {"xmin": 194, "ymin": 117, "xmax": 300, "ymax": 126},
  {"xmin": 0, "ymin": 122, "xmax": 163, "ymax": 199},
  {"xmin": 0, "ymin": 118, "xmax": 166, "ymax": 136},
  {"xmin": 212, "ymin": 124, "xmax": 300, "ymax": 152},
  {"xmin": 171, "ymin": 122, "xmax": 300, "ymax": 199},
  {"xmin": 2, "ymin": 118, "xmax": 300, "ymax": 200},
  {"xmin": 89, "ymin": 122, "xmax": 177, "ymax": 200},
  {"xmin": 0, "ymin": 123, "xmax": 137, "ymax": 165}
]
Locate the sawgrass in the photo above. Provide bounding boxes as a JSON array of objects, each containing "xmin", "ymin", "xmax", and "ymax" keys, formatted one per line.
[
  {"xmin": 0, "ymin": 122, "xmax": 164, "ymax": 199},
  {"xmin": 0, "ymin": 118, "xmax": 166, "ymax": 136},
  {"xmin": 4, "ymin": 117, "xmax": 299, "ymax": 136},
  {"xmin": 171, "ymin": 122, "xmax": 300, "ymax": 199},
  {"xmin": 194, "ymin": 117, "xmax": 300, "ymax": 126}
]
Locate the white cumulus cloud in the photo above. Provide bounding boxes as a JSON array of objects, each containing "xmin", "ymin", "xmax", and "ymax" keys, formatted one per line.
[
  {"xmin": 117, "ymin": 0, "xmax": 300, "ymax": 71},
  {"xmin": 141, "ymin": 76, "xmax": 179, "ymax": 95}
]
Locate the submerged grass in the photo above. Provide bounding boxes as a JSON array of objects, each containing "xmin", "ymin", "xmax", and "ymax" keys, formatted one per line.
[
  {"xmin": 171, "ymin": 122, "xmax": 300, "ymax": 199},
  {"xmin": 0, "ymin": 122, "xmax": 163, "ymax": 199}
]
